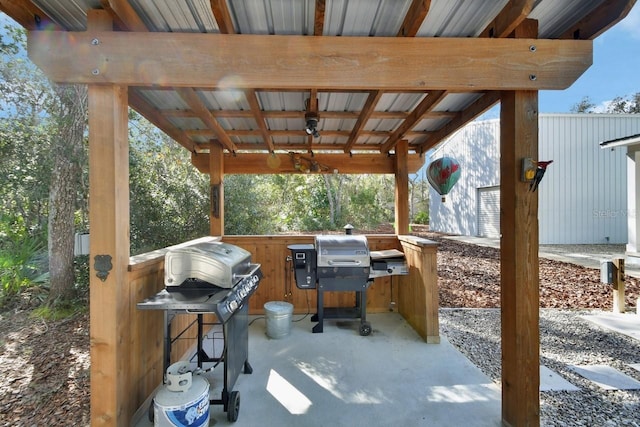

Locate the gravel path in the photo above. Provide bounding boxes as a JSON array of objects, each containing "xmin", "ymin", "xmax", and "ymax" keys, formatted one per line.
[{"xmin": 440, "ymin": 308, "xmax": 640, "ymax": 427}]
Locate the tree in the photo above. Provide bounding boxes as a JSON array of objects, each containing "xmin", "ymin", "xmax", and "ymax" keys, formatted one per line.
[
  {"xmin": 1, "ymin": 24, "xmax": 89, "ymax": 306},
  {"xmin": 570, "ymin": 96, "xmax": 596, "ymax": 113},
  {"xmin": 128, "ymin": 112, "xmax": 210, "ymax": 253},
  {"xmin": 0, "ymin": 25, "xmax": 52, "ymax": 235},
  {"xmin": 607, "ymin": 93, "xmax": 640, "ymax": 113},
  {"xmin": 571, "ymin": 92, "xmax": 640, "ymax": 114},
  {"xmin": 46, "ymin": 84, "xmax": 87, "ymax": 305}
]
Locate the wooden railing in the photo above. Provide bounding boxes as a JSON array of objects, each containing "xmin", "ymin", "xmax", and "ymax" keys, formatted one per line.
[{"xmin": 126, "ymin": 234, "xmax": 438, "ymax": 423}]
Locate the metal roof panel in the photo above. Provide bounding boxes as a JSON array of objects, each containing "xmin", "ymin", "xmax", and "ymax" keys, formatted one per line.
[{"xmin": 130, "ymin": 0, "xmax": 219, "ymax": 32}]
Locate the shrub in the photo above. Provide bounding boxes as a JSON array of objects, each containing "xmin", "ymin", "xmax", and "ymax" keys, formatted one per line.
[{"xmin": 414, "ymin": 211, "xmax": 429, "ymax": 224}]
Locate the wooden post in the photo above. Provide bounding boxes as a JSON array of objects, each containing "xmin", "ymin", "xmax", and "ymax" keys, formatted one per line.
[
  {"xmin": 395, "ymin": 139, "xmax": 410, "ymax": 235},
  {"xmin": 500, "ymin": 88, "xmax": 540, "ymax": 427},
  {"xmin": 613, "ymin": 258, "xmax": 625, "ymax": 313},
  {"xmin": 210, "ymin": 143, "xmax": 224, "ymax": 236},
  {"xmin": 500, "ymin": 20, "xmax": 540, "ymax": 427},
  {"xmin": 87, "ymin": 10, "xmax": 130, "ymax": 427}
]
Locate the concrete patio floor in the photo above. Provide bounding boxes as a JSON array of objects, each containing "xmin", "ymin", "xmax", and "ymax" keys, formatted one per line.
[
  {"xmin": 216, "ymin": 312, "xmax": 501, "ymax": 426},
  {"xmin": 133, "ymin": 312, "xmax": 501, "ymax": 426}
]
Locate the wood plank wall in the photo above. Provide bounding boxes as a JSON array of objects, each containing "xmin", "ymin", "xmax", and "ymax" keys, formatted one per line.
[
  {"xmin": 398, "ymin": 236, "xmax": 440, "ymax": 343},
  {"xmin": 125, "ymin": 234, "xmax": 438, "ymax": 423}
]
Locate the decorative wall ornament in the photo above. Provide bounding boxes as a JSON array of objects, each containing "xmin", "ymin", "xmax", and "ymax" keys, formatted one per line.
[{"xmin": 94, "ymin": 254, "xmax": 113, "ymax": 282}]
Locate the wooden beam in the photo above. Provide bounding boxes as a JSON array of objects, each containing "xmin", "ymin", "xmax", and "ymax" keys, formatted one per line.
[
  {"xmin": 100, "ymin": 0, "xmax": 148, "ymax": 32},
  {"xmin": 162, "ymin": 108, "xmax": 457, "ymax": 120},
  {"xmin": 381, "ymin": 90, "xmax": 447, "ymax": 153},
  {"xmin": 345, "ymin": 90, "xmax": 382, "ymax": 153},
  {"xmin": 128, "ymin": 89, "xmax": 200, "ymax": 153},
  {"xmin": 397, "ymin": 0, "xmax": 431, "ymax": 37},
  {"xmin": 480, "ymin": 0, "xmax": 535, "ymax": 38},
  {"xmin": 191, "ymin": 152, "xmax": 425, "ymax": 175},
  {"xmin": 86, "ymin": 10, "xmax": 131, "ymax": 426},
  {"xmin": 418, "ymin": 91, "xmax": 501, "ymax": 151},
  {"xmin": 395, "ymin": 140, "xmax": 410, "ymax": 234},
  {"xmin": 28, "ymin": 32, "xmax": 593, "ymax": 91},
  {"xmin": 0, "ymin": 0, "xmax": 64, "ymax": 30},
  {"xmin": 187, "ymin": 128, "xmax": 434, "ymax": 140},
  {"xmin": 245, "ymin": 89, "xmax": 274, "ymax": 152},
  {"xmin": 559, "ymin": 0, "xmax": 637, "ymax": 40},
  {"xmin": 210, "ymin": 0, "xmax": 235, "ymax": 34},
  {"xmin": 175, "ymin": 88, "xmax": 238, "ymax": 152},
  {"xmin": 210, "ymin": 144, "xmax": 224, "ymax": 236},
  {"xmin": 500, "ymin": 19, "xmax": 540, "ymax": 427},
  {"xmin": 314, "ymin": 0, "xmax": 326, "ymax": 36}
]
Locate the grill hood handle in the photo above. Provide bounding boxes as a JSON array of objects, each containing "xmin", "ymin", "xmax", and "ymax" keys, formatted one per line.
[{"xmin": 327, "ymin": 260, "xmax": 362, "ymax": 266}]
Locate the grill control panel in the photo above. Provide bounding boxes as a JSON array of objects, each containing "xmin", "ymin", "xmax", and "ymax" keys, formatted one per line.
[
  {"xmin": 288, "ymin": 244, "xmax": 317, "ymax": 289},
  {"xmin": 216, "ymin": 271, "xmax": 262, "ymax": 322}
]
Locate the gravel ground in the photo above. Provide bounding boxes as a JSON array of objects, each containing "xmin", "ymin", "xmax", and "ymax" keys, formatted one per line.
[{"xmin": 440, "ymin": 308, "xmax": 640, "ymax": 427}]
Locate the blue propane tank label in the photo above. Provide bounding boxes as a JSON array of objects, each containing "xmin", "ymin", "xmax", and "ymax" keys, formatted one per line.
[{"xmin": 154, "ymin": 391, "xmax": 210, "ymax": 427}]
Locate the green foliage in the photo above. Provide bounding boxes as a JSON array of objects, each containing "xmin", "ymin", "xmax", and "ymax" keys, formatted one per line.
[
  {"xmin": 0, "ymin": 215, "xmax": 47, "ymax": 303},
  {"xmin": 224, "ymin": 175, "xmax": 280, "ymax": 235},
  {"xmin": 571, "ymin": 92, "xmax": 640, "ymax": 114},
  {"xmin": 414, "ymin": 211, "xmax": 429, "ymax": 224},
  {"xmin": 570, "ymin": 96, "xmax": 596, "ymax": 113},
  {"xmin": 129, "ymin": 113, "xmax": 210, "ymax": 254},
  {"xmin": 31, "ymin": 303, "xmax": 86, "ymax": 321},
  {"xmin": 224, "ymin": 173, "xmax": 404, "ymax": 234},
  {"xmin": 607, "ymin": 93, "xmax": 640, "ymax": 113},
  {"xmin": 345, "ymin": 175, "xmax": 394, "ymax": 229}
]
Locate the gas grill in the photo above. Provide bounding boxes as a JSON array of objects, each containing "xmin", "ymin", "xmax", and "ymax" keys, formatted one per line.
[
  {"xmin": 288, "ymin": 233, "xmax": 407, "ymax": 336},
  {"xmin": 137, "ymin": 239, "xmax": 262, "ymax": 422}
]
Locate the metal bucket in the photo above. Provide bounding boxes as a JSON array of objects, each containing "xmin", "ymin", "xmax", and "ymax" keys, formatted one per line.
[{"xmin": 264, "ymin": 301, "xmax": 294, "ymax": 339}]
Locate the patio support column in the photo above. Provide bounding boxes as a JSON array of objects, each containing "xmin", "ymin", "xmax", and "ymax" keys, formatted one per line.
[
  {"xmin": 87, "ymin": 10, "xmax": 130, "ymax": 426},
  {"xmin": 500, "ymin": 17, "xmax": 540, "ymax": 427},
  {"xmin": 500, "ymin": 79, "xmax": 540, "ymax": 427},
  {"xmin": 210, "ymin": 143, "xmax": 224, "ymax": 236},
  {"xmin": 395, "ymin": 139, "xmax": 410, "ymax": 234}
]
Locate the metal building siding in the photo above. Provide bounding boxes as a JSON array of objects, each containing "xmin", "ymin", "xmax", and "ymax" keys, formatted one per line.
[
  {"xmin": 429, "ymin": 114, "xmax": 640, "ymax": 244},
  {"xmin": 428, "ymin": 119, "xmax": 500, "ymax": 236},
  {"xmin": 538, "ymin": 114, "xmax": 640, "ymax": 244}
]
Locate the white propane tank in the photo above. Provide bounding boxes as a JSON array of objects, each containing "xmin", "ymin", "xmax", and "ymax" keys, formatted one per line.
[{"xmin": 154, "ymin": 361, "xmax": 210, "ymax": 427}]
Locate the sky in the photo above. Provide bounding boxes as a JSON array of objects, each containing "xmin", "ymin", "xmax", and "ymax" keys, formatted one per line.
[{"xmin": 539, "ymin": 4, "xmax": 640, "ymax": 113}]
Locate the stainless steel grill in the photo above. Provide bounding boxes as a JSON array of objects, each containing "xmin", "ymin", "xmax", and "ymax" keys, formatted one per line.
[
  {"xmin": 289, "ymin": 233, "xmax": 407, "ymax": 336},
  {"xmin": 137, "ymin": 238, "xmax": 262, "ymax": 422},
  {"xmin": 164, "ymin": 241, "xmax": 253, "ymax": 289}
]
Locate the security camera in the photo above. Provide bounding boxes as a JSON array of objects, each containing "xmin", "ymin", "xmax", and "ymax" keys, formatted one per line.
[{"xmin": 304, "ymin": 113, "xmax": 320, "ymax": 138}]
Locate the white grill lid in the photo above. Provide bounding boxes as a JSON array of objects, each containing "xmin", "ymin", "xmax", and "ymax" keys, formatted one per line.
[{"xmin": 164, "ymin": 241, "xmax": 251, "ymax": 288}]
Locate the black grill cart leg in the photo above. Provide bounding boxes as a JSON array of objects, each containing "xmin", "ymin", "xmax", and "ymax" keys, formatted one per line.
[
  {"xmin": 358, "ymin": 289, "xmax": 371, "ymax": 336},
  {"xmin": 312, "ymin": 288, "xmax": 324, "ymax": 333}
]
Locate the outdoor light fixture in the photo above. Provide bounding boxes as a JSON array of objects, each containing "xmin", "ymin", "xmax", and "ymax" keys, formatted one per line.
[{"xmin": 304, "ymin": 112, "xmax": 320, "ymax": 138}]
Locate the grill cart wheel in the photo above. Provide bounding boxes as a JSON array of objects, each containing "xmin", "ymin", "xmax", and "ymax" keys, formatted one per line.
[
  {"xmin": 359, "ymin": 322, "xmax": 372, "ymax": 336},
  {"xmin": 227, "ymin": 390, "xmax": 240, "ymax": 422}
]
